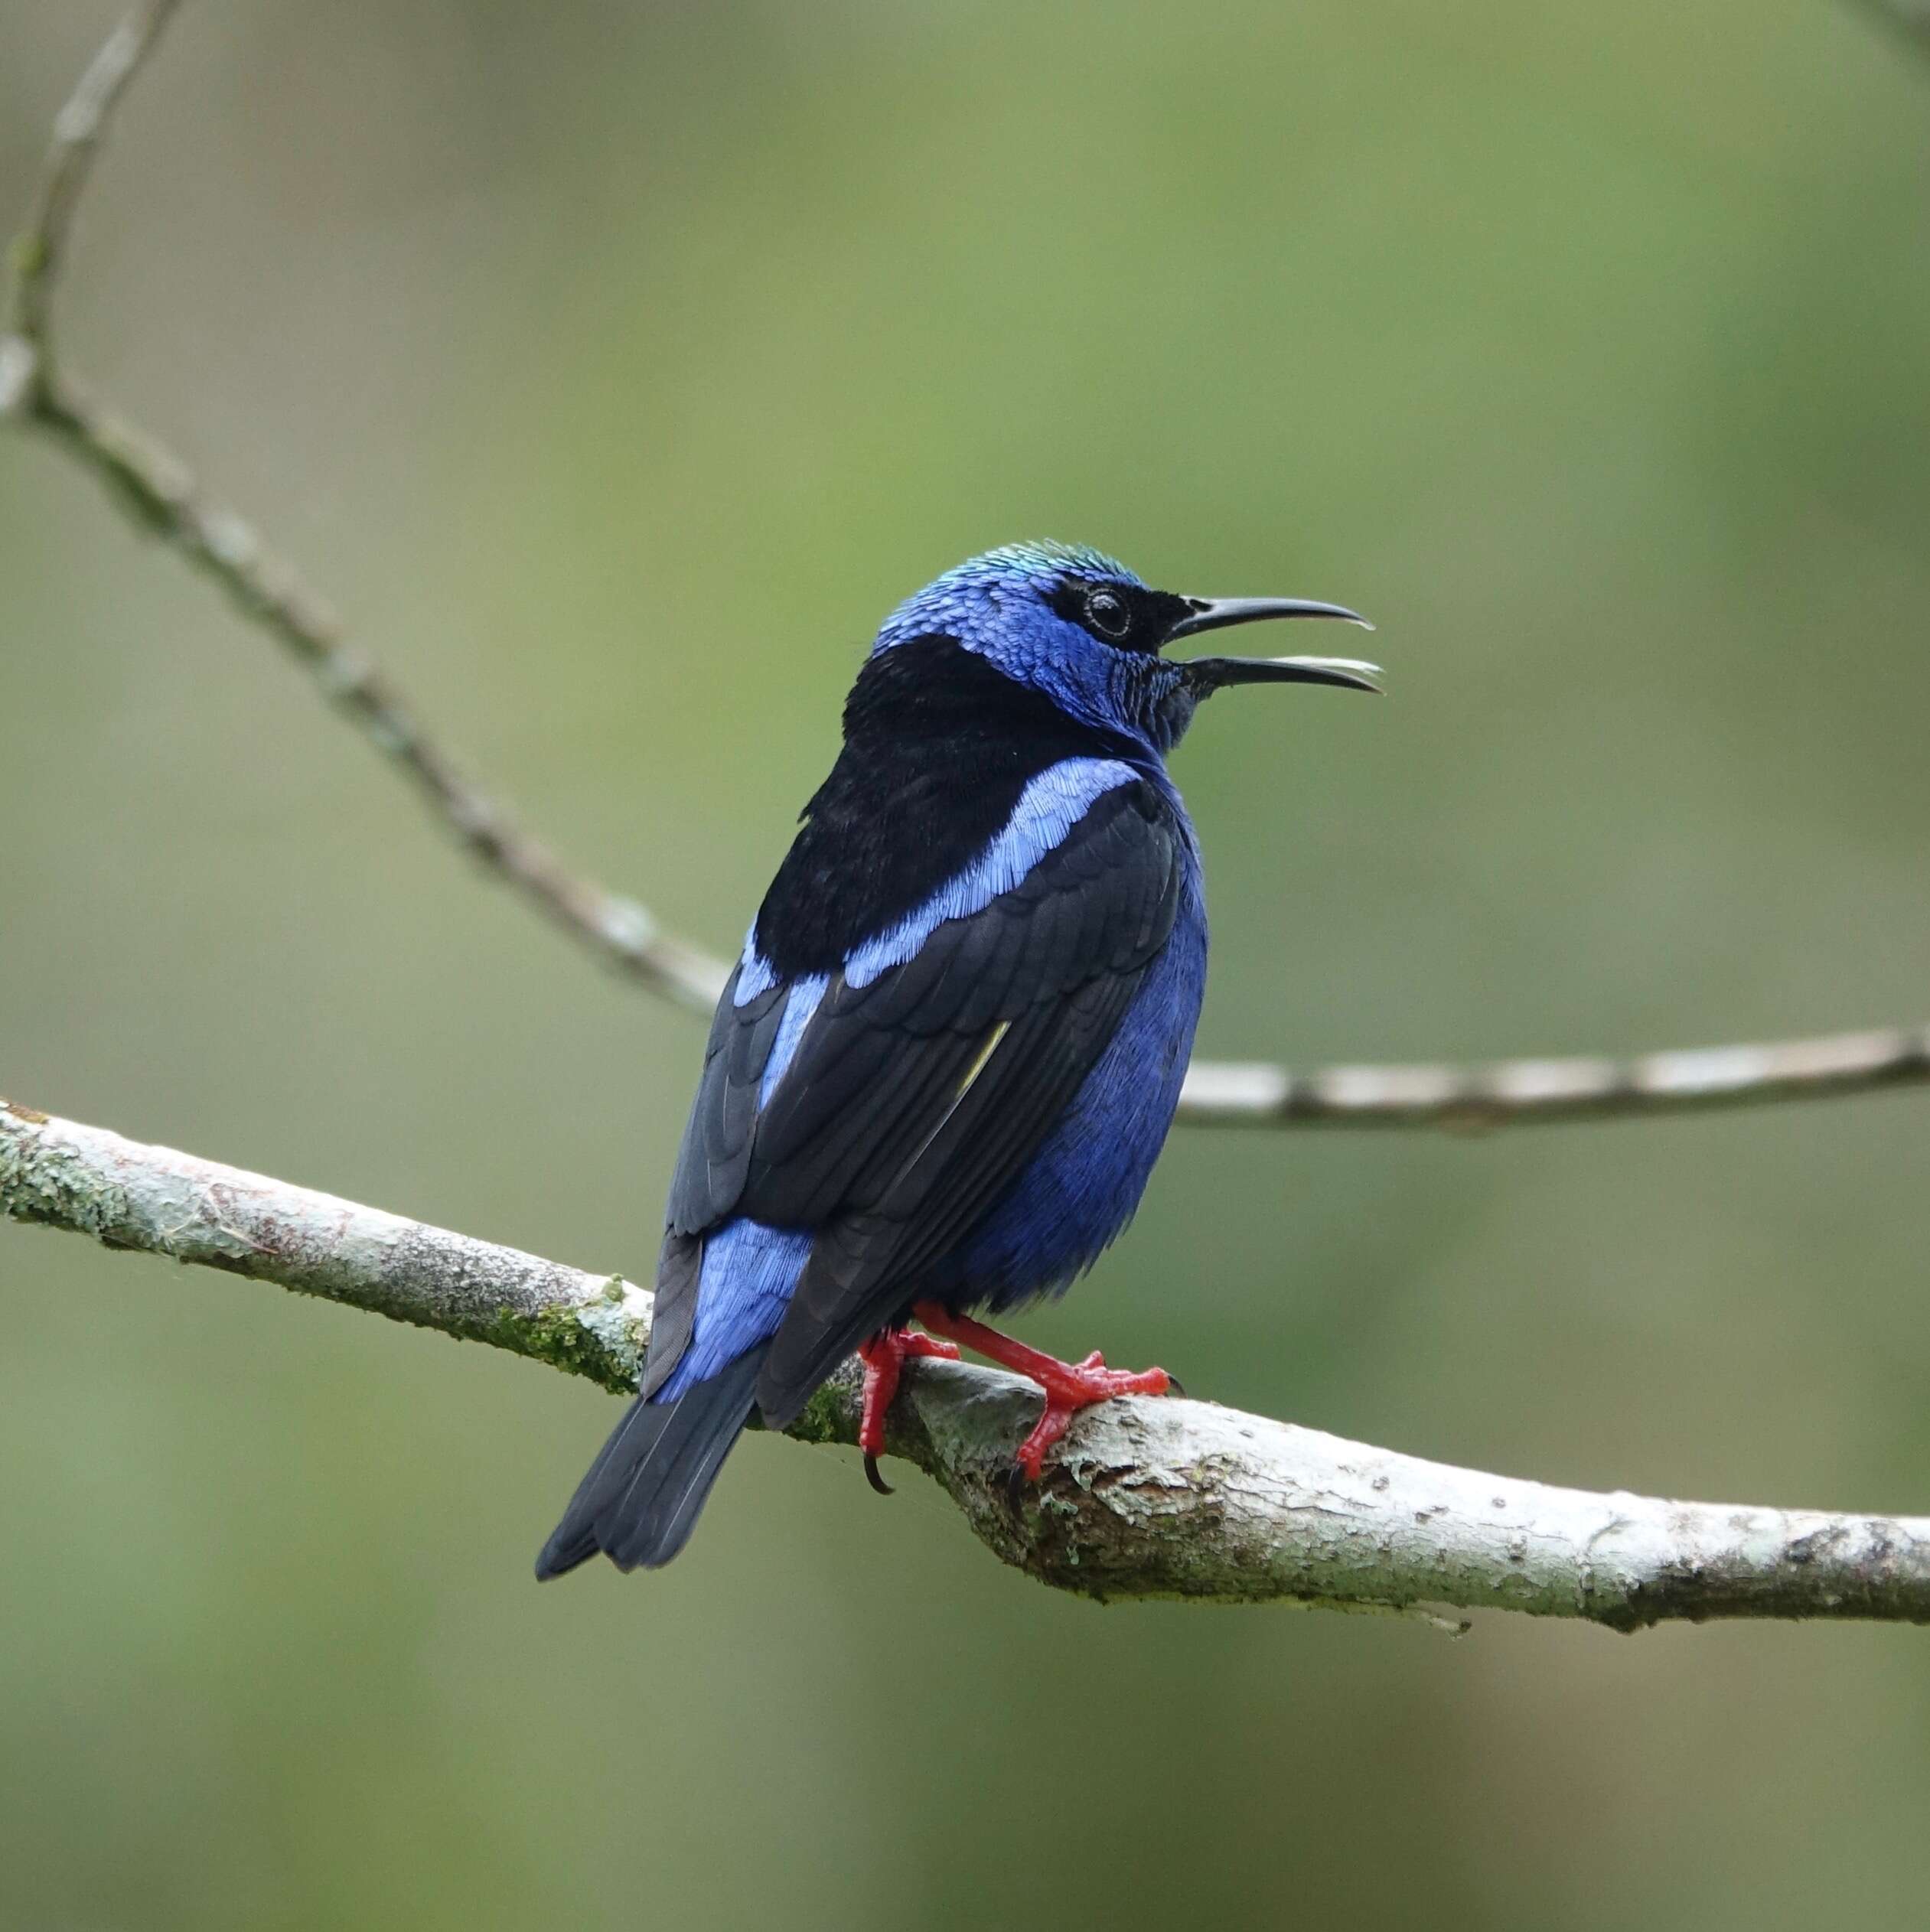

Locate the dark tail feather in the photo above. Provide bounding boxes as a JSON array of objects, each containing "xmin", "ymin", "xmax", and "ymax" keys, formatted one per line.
[{"xmin": 534, "ymin": 1344, "xmax": 769, "ymax": 1579}]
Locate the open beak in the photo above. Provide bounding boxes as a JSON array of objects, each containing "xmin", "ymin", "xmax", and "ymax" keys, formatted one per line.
[{"xmin": 1164, "ymin": 595, "xmax": 1382, "ymax": 695}]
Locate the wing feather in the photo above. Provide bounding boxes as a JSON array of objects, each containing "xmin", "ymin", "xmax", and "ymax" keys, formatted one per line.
[{"xmin": 643, "ymin": 777, "xmax": 1182, "ymax": 1414}]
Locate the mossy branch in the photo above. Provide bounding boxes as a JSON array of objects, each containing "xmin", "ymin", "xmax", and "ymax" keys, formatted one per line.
[{"xmin": 8, "ymin": 1096, "xmax": 1929, "ymax": 1628}]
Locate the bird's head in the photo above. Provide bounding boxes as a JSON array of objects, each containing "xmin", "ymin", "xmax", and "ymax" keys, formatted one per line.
[{"xmin": 871, "ymin": 541, "xmax": 1378, "ymax": 754}]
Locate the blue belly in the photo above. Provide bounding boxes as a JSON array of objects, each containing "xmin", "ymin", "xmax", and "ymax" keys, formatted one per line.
[{"xmin": 922, "ymin": 868, "xmax": 1208, "ymax": 1313}]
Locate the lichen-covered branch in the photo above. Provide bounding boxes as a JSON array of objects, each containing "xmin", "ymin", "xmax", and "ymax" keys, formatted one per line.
[
  {"xmin": 7, "ymin": 1096, "xmax": 1926, "ymax": 1628},
  {"xmin": 0, "ymin": 1097, "xmax": 656, "ymax": 1389},
  {"xmin": 6, "ymin": 9, "xmax": 1930, "ymax": 1135}
]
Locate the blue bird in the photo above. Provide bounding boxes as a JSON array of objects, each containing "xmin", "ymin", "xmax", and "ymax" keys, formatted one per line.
[{"xmin": 536, "ymin": 542, "xmax": 1377, "ymax": 1576}]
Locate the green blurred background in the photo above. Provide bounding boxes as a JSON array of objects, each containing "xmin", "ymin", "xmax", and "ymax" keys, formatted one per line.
[{"xmin": 5, "ymin": 2, "xmax": 1930, "ymax": 1926}]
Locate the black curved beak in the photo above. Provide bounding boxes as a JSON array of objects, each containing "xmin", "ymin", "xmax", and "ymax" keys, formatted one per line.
[{"xmin": 1164, "ymin": 595, "xmax": 1382, "ymax": 695}]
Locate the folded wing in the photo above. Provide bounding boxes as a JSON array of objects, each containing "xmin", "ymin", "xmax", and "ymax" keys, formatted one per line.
[{"xmin": 641, "ymin": 776, "xmax": 1183, "ymax": 1421}]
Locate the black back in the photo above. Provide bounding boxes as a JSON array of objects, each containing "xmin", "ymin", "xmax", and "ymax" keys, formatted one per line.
[{"xmin": 752, "ymin": 634, "xmax": 1140, "ymax": 979}]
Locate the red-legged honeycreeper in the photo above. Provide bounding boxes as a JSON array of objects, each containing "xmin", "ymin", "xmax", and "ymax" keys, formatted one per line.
[{"xmin": 536, "ymin": 542, "xmax": 1377, "ymax": 1576}]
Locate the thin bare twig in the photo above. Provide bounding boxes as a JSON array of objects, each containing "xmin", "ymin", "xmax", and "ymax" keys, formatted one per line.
[
  {"xmin": 22, "ymin": 357, "xmax": 726, "ymax": 1015},
  {"xmin": 5, "ymin": 5, "xmax": 1928, "ymax": 1128},
  {"xmin": 1, "ymin": 5, "xmax": 722, "ymax": 1017},
  {"xmin": 7, "ymin": 1096, "xmax": 1928, "ymax": 1627},
  {"xmin": 1178, "ymin": 1025, "xmax": 1930, "ymax": 1129},
  {"xmin": 6, "ymin": 0, "xmax": 182, "ymax": 352}
]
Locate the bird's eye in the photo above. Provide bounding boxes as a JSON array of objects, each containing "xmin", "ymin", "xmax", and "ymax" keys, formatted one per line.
[{"xmin": 1084, "ymin": 588, "xmax": 1131, "ymax": 640}]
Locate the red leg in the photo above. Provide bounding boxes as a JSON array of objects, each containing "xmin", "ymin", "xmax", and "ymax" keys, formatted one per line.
[
  {"xmin": 856, "ymin": 1328, "xmax": 960, "ymax": 1494},
  {"xmin": 910, "ymin": 1302, "xmax": 1172, "ymax": 1481}
]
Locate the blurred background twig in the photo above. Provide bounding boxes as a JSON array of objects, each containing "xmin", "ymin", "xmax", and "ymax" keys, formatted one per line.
[{"xmin": 2, "ymin": 1, "xmax": 721, "ymax": 1015}]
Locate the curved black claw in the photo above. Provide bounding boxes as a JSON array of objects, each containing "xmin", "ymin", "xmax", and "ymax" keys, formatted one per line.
[
  {"xmin": 1004, "ymin": 1462, "xmax": 1030, "ymax": 1510},
  {"xmin": 1165, "ymin": 1373, "xmax": 1187, "ymax": 1399},
  {"xmin": 864, "ymin": 1453, "xmax": 895, "ymax": 1497}
]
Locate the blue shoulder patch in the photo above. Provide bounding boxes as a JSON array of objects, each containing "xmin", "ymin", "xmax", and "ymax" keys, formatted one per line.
[
  {"xmin": 735, "ymin": 756, "xmax": 1139, "ymax": 1003},
  {"xmin": 758, "ymin": 974, "xmax": 828, "ymax": 1103},
  {"xmin": 843, "ymin": 757, "xmax": 1139, "ymax": 989}
]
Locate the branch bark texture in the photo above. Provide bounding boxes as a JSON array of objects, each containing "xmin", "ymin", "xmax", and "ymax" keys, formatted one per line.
[
  {"xmin": 5, "ymin": 5, "xmax": 1928, "ymax": 1132},
  {"xmin": 7, "ymin": 1096, "xmax": 1926, "ymax": 1630}
]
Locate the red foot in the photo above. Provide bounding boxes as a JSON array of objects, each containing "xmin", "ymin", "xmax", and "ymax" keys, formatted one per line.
[
  {"xmin": 857, "ymin": 1328, "xmax": 960, "ymax": 1493},
  {"xmin": 911, "ymin": 1302, "xmax": 1172, "ymax": 1481}
]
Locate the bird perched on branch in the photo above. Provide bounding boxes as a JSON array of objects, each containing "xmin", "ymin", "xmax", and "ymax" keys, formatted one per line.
[{"xmin": 537, "ymin": 542, "xmax": 1377, "ymax": 1575}]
